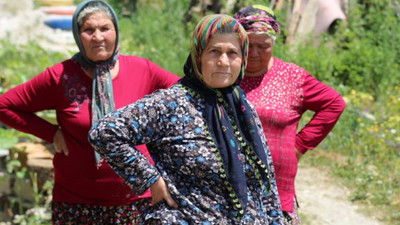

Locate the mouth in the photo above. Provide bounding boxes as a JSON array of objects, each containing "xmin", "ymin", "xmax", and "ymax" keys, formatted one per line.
[
  {"xmin": 213, "ymin": 72, "xmax": 230, "ymax": 76},
  {"xmin": 248, "ymin": 58, "xmax": 259, "ymax": 62},
  {"xmin": 92, "ymin": 45, "xmax": 106, "ymax": 49}
]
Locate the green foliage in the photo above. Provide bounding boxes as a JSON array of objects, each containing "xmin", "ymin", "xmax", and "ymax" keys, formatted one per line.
[
  {"xmin": 331, "ymin": 1, "xmax": 399, "ymax": 97},
  {"xmin": 12, "ymin": 172, "xmax": 52, "ymax": 224},
  {"xmin": 305, "ymin": 86, "xmax": 400, "ymax": 224},
  {"xmin": 0, "ymin": 40, "xmax": 65, "ymax": 92},
  {"xmin": 5, "ymin": 146, "xmax": 52, "ymax": 224},
  {"xmin": 286, "ymin": 2, "xmax": 400, "ymax": 223},
  {"xmin": 280, "ymin": 1, "xmax": 400, "ymax": 98},
  {"xmin": 7, "ymin": 147, "xmax": 29, "ymax": 215},
  {"xmin": 0, "ymin": 128, "xmax": 19, "ymax": 150},
  {"xmin": 117, "ymin": 0, "xmax": 191, "ymax": 76}
]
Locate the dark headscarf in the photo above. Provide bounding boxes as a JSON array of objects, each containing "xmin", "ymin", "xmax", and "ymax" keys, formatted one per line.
[
  {"xmin": 72, "ymin": 0, "xmax": 119, "ymax": 167},
  {"xmin": 178, "ymin": 14, "xmax": 271, "ymax": 217}
]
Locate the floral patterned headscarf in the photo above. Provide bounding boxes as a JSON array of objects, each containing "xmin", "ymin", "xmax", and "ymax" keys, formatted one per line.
[
  {"xmin": 234, "ymin": 5, "xmax": 280, "ymax": 40},
  {"xmin": 178, "ymin": 14, "xmax": 272, "ymax": 218},
  {"xmin": 72, "ymin": 0, "xmax": 119, "ymax": 167}
]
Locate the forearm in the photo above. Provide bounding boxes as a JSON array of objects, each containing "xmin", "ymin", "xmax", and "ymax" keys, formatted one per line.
[
  {"xmin": 296, "ymin": 95, "xmax": 345, "ymax": 153},
  {"xmin": 88, "ymin": 104, "xmax": 161, "ymax": 195},
  {"xmin": 0, "ymin": 71, "xmax": 60, "ymax": 143},
  {"xmin": 0, "ymin": 99, "xmax": 58, "ymax": 143}
]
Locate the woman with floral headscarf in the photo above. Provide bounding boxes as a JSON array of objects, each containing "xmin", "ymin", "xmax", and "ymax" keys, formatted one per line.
[
  {"xmin": 89, "ymin": 14, "xmax": 283, "ymax": 224},
  {"xmin": 0, "ymin": 0, "xmax": 179, "ymax": 223},
  {"xmin": 234, "ymin": 5, "xmax": 346, "ymax": 224}
]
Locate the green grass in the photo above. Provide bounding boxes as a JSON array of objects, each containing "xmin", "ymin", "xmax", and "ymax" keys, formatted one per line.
[{"xmin": 298, "ymin": 86, "xmax": 400, "ymax": 224}]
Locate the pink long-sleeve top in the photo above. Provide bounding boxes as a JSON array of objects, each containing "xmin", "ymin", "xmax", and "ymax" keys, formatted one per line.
[
  {"xmin": 240, "ymin": 57, "xmax": 345, "ymax": 212},
  {"xmin": 0, "ymin": 55, "xmax": 180, "ymax": 205}
]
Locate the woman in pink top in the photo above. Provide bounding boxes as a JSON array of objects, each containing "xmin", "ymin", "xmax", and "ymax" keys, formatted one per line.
[
  {"xmin": 0, "ymin": 0, "xmax": 179, "ymax": 224},
  {"xmin": 234, "ymin": 5, "xmax": 346, "ymax": 225}
]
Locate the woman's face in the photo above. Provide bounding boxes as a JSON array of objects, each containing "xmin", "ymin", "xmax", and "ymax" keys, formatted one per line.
[
  {"xmin": 79, "ymin": 11, "xmax": 116, "ymax": 62},
  {"xmin": 246, "ymin": 33, "xmax": 273, "ymax": 76},
  {"xmin": 200, "ymin": 33, "xmax": 243, "ymax": 88}
]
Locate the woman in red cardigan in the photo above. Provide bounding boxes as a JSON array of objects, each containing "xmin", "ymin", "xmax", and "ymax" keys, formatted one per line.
[
  {"xmin": 234, "ymin": 5, "xmax": 346, "ymax": 225},
  {"xmin": 0, "ymin": 0, "xmax": 179, "ymax": 223}
]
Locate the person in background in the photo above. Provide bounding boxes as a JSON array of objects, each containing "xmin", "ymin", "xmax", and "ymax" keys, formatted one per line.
[
  {"xmin": 0, "ymin": 0, "xmax": 179, "ymax": 224},
  {"xmin": 88, "ymin": 14, "xmax": 283, "ymax": 224},
  {"xmin": 234, "ymin": 5, "xmax": 346, "ymax": 225}
]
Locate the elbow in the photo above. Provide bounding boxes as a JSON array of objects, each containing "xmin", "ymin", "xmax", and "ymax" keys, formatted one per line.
[
  {"xmin": 88, "ymin": 124, "xmax": 105, "ymax": 153},
  {"xmin": 88, "ymin": 119, "xmax": 121, "ymax": 157},
  {"xmin": 331, "ymin": 95, "xmax": 346, "ymax": 114},
  {"xmin": 338, "ymin": 95, "xmax": 346, "ymax": 112},
  {"xmin": 0, "ymin": 101, "xmax": 8, "ymax": 123}
]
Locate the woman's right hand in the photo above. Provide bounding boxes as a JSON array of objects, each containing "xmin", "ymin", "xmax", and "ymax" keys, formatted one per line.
[
  {"xmin": 53, "ymin": 128, "xmax": 69, "ymax": 156},
  {"xmin": 295, "ymin": 147, "xmax": 303, "ymax": 161},
  {"xmin": 150, "ymin": 177, "xmax": 178, "ymax": 208}
]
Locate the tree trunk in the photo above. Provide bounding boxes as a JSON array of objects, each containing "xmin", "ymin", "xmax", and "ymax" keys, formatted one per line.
[{"xmin": 285, "ymin": 0, "xmax": 302, "ymax": 45}]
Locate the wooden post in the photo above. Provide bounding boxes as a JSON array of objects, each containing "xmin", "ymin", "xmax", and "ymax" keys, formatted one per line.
[
  {"xmin": 223, "ymin": 0, "xmax": 237, "ymax": 14},
  {"xmin": 270, "ymin": 0, "xmax": 277, "ymax": 9},
  {"xmin": 294, "ymin": 0, "xmax": 319, "ymax": 45},
  {"xmin": 275, "ymin": 0, "xmax": 286, "ymax": 10},
  {"xmin": 285, "ymin": 0, "xmax": 302, "ymax": 45}
]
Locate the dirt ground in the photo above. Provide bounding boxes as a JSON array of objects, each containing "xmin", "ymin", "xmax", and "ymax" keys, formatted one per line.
[
  {"xmin": 0, "ymin": 1, "xmax": 387, "ymax": 225},
  {"xmin": 296, "ymin": 165, "xmax": 384, "ymax": 225}
]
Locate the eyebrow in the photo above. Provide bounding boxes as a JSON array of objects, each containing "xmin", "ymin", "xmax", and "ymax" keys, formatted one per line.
[{"xmin": 207, "ymin": 44, "xmax": 240, "ymax": 50}]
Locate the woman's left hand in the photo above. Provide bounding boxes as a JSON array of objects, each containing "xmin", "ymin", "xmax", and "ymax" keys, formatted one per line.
[
  {"xmin": 150, "ymin": 177, "xmax": 178, "ymax": 208},
  {"xmin": 53, "ymin": 128, "xmax": 69, "ymax": 156}
]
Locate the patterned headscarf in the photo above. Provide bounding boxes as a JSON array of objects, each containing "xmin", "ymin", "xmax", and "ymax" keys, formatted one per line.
[
  {"xmin": 178, "ymin": 14, "xmax": 272, "ymax": 218},
  {"xmin": 72, "ymin": 0, "xmax": 119, "ymax": 167},
  {"xmin": 234, "ymin": 5, "xmax": 280, "ymax": 40}
]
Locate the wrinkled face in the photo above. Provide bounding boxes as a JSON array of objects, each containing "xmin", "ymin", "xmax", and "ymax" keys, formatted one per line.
[
  {"xmin": 79, "ymin": 11, "xmax": 116, "ymax": 62},
  {"xmin": 246, "ymin": 33, "xmax": 273, "ymax": 76},
  {"xmin": 200, "ymin": 34, "xmax": 243, "ymax": 88}
]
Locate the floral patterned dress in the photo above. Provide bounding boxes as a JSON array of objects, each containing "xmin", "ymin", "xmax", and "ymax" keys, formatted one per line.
[{"xmin": 89, "ymin": 85, "xmax": 283, "ymax": 224}]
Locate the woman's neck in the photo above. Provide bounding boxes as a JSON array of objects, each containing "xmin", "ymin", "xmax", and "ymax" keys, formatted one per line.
[
  {"xmin": 84, "ymin": 60, "xmax": 119, "ymax": 79},
  {"xmin": 245, "ymin": 57, "xmax": 274, "ymax": 77}
]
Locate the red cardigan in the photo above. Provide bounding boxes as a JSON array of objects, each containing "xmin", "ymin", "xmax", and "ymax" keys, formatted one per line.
[
  {"xmin": 0, "ymin": 55, "xmax": 180, "ymax": 205},
  {"xmin": 241, "ymin": 58, "xmax": 345, "ymax": 212}
]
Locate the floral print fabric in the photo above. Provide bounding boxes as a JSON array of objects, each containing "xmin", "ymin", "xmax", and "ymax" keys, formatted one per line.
[
  {"xmin": 51, "ymin": 198, "xmax": 151, "ymax": 225},
  {"xmin": 89, "ymin": 85, "xmax": 283, "ymax": 224}
]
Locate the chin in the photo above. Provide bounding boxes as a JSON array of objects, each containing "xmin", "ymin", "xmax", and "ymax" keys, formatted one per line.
[
  {"xmin": 90, "ymin": 56, "xmax": 109, "ymax": 62},
  {"xmin": 89, "ymin": 52, "xmax": 112, "ymax": 62},
  {"xmin": 209, "ymin": 82, "xmax": 234, "ymax": 89}
]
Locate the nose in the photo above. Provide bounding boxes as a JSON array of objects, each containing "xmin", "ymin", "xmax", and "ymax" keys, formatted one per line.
[
  {"xmin": 217, "ymin": 53, "xmax": 229, "ymax": 66},
  {"xmin": 248, "ymin": 46, "xmax": 258, "ymax": 57},
  {"xmin": 93, "ymin": 29, "xmax": 103, "ymax": 41}
]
